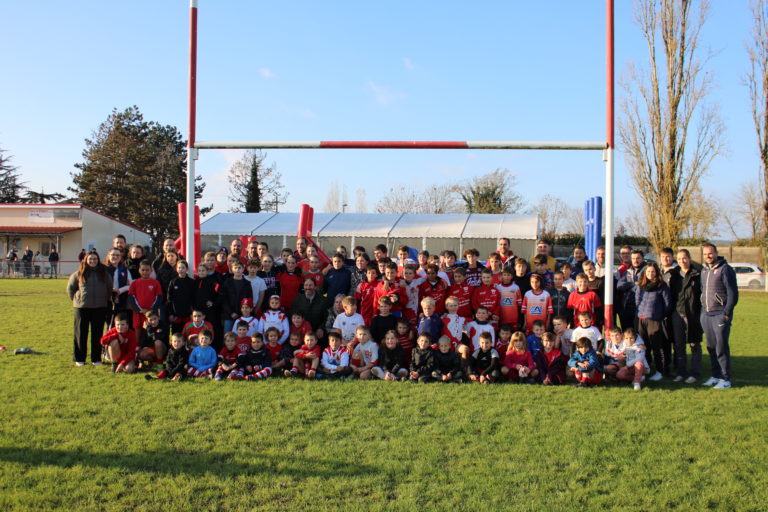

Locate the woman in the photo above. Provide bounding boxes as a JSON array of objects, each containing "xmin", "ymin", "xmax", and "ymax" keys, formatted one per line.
[
  {"xmin": 125, "ymin": 244, "xmax": 146, "ymax": 279},
  {"xmin": 67, "ymin": 251, "xmax": 112, "ymax": 366},
  {"xmin": 155, "ymin": 250, "xmax": 179, "ymax": 326},
  {"xmin": 634, "ymin": 262, "xmax": 671, "ymax": 381},
  {"xmin": 104, "ymin": 247, "xmax": 132, "ymax": 328}
]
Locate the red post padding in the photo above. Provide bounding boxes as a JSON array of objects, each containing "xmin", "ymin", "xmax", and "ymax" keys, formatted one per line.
[
  {"xmin": 176, "ymin": 202, "xmax": 201, "ymax": 275},
  {"xmin": 297, "ymin": 203, "xmax": 330, "ymax": 264}
]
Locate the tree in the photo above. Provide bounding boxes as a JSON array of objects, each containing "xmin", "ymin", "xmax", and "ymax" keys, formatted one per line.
[
  {"xmin": 22, "ymin": 189, "xmax": 65, "ymax": 204},
  {"xmin": 459, "ymin": 169, "xmax": 524, "ymax": 214},
  {"xmin": 528, "ymin": 194, "xmax": 568, "ymax": 238},
  {"xmin": 0, "ymin": 145, "xmax": 25, "ymax": 202},
  {"xmin": 70, "ymin": 106, "xmax": 210, "ymax": 248},
  {"xmin": 619, "ymin": 0, "xmax": 725, "ymax": 251},
  {"xmin": 721, "ymin": 182, "xmax": 767, "ymax": 240},
  {"xmin": 679, "ymin": 184, "xmax": 718, "ymax": 239},
  {"xmin": 374, "ymin": 182, "xmax": 463, "ymax": 214},
  {"xmin": 747, "ymin": 0, "xmax": 768, "ymax": 233},
  {"xmin": 227, "ymin": 150, "xmax": 287, "ymax": 213}
]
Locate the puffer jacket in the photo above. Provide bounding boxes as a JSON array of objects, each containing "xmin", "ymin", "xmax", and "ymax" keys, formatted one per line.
[
  {"xmin": 700, "ymin": 256, "xmax": 738, "ymax": 318},
  {"xmin": 67, "ymin": 268, "xmax": 112, "ymax": 309}
]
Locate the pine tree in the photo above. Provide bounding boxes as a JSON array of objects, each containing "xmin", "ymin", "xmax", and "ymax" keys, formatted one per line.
[
  {"xmin": 227, "ymin": 150, "xmax": 287, "ymax": 212},
  {"xmin": 0, "ymin": 146, "xmax": 26, "ymax": 203}
]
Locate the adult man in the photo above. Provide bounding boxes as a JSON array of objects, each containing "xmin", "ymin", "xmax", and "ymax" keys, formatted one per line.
[
  {"xmin": 294, "ymin": 237, "xmax": 308, "ymax": 261},
  {"xmin": 230, "ymin": 238, "xmax": 246, "ymax": 264},
  {"xmin": 496, "ymin": 237, "xmax": 516, "ymax": 269},
  {"xmin": 658, "ymin": 247, "xmax": 679, "ymax": 378},
  {"xmin": 48, "ymin": 244, "xmax": 59, "ymax": 279},
  {"xmin": 568, "ymin": 246, "xmax": 587, "ymax": 277},
  {"xmin": 22, "ymin": 245, "xmax": 33, "ymax": 278},
  {"xmin": 113, "ymin": 234, "xmax": 128, "ymax": 260},
  {"xmin": 153, "ymin": 238, "xmax": 176, "ymax": 272},
  {"xmin": 700, "ymin": 243, "xmax": 738, "ymax": 389},
  {"xmin": 616, "ymin": 250, "xmax": 646, "ymax": 331},
  {"xmin": 594, "ymin": 246, "xmax": 607, "ymax": 278},
  {"xmin": 668, "ymin": 249, "xmax": 702, "ymax": 384},
  {"xmin": 246, "ymin": 239, "xmax": 260, "ymax": 263},
  {"xmin": 291, "ymin": 278, "xmax": 328, "ymax": 340},
  {"xmin": 5, "ymin": 245, "xmax": 17, "ymax": 278},
  {"xmin": 533, "ymin": 240, "xmax": 557, "ymax": 271}
]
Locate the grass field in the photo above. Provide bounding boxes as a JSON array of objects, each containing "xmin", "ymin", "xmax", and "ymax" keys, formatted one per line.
[{"xmin": 0, "ymin": 280, "xmax": 766, "ymax": 511}]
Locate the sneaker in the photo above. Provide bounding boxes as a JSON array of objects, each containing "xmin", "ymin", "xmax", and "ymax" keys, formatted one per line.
[
  {"xmin": 673, "ymin": 375, "xmax": 684, "ymax": 383},
  {"xmin": 75, "ymin": 362, "xmax": 85, "ymax": 367},
  {"xmin": 702, "ymin": 376, "xmax": 720, "ymax": 387},
  {"xmin": 633, "ymin": 382, "xmax": 641, "ymax": 391},
  {"xmin": 92, "ymin": 361, "xmax": 102, "ymax": 366},
  {"xmin": 649, "ymin": 372, "xmax": 663, "ymax": 382},
  {"xmin": 171, "ymin": 374, "xmax": 182, "ymax": 382},
  {"xmin": 214, "ymin": 374, "xmax": 223, "ymax": 381},
  {"xmin": 283, "ymin": 369, "xmax": 295, "ymax": 378},
  {"xmin": 684, "ymin": 376, "xmax": 698, "ymax": 384},
  {"xmin": 144, "ymin": 374, "xmax": 155, "ymax": 381},
  {"xmin": 713, "ymin": 380, "xmax": 732, "ymax": 389}
]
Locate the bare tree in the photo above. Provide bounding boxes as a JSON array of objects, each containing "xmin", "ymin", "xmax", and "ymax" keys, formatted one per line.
[
  {"xmin": 227, "ymin": 150, "xmax": 287, "ymax": 213},
  {"xmin": 355, "ymin": 188, "xmax": 368, "ymax": 213},
  {"xmin": 679, "ymin": 184, "xmax": 718, "ymax": 239},
  {"xmin": 375, "ymin": 183, "xmax": 463, "ymax": 214},
  {"xmin": 528, "ymin": 194, "xmax": 568, "ymax": 237},
  {"xmin": 725, "ymin": 181, "xmax": 767, "ymax": 240},
  {"xmin": 459, "ymin": 169, "xmax": 524, "ymax": 214},
  {"xmin": 323, "ymin": 181, "xmax": 341, "ymax": 212},
  {"xmin": 563, "ymin": 205, "xmax": 586, "ymax": 235},
  {"xmin": 747, "ymin": 0, "xmax": 768, "ymax": 232},
  {"xmin": 619, "ymin": 0, "xmax": 725, "ymax": 251}
]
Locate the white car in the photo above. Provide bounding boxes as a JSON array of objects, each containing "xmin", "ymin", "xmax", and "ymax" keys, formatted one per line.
[{"xmin": 730, "ymin": 263, "xmax": 765, "ymax": 289}]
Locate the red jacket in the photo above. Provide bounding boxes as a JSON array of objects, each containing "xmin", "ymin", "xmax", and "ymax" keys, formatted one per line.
[
  {"xmin": 355, "ymin": 281, "xmax": 378, "ymax": 325},
  {"xmin": 373, "ymin": 279, "xmax": 408, "ymax": 315},
  {"xmin": 100, "ymin": 327, "xmax": 137, "ymax": 365},
  {"xmin": 418, "ymin": 279, "xmax": 449, "ymax": 315},
  {"xmin": 448, "ymin": 283, "xmax": 473, "ymax": 318},
  {"xmin": 471, "ymin": 284, "xmax": 501, "ymax": 317},
  {"xmin": 503, "ymin": 349, "xmax": 534, "ymax": 371},
  {"xmin": 277, "ymin": 271, "xmax": 302, "ymax": 310}
]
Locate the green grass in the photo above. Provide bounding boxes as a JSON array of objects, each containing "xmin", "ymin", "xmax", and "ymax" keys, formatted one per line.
[{"xmin": 0, "ymin": 280, "xmax": 766, "ymax": 511}]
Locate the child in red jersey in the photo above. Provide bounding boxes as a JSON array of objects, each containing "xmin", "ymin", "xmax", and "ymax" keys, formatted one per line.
[
  {"xmin": 289, "ymin": 311, "xmax": 313, "ymax": 340},
  {"xmin": 501, "ymin": 331, "xmax": 538, "ymax": 383},
  {"xmin": 354, "ymin": 264, "xmax": 380, "ymax": 325},
  {"xmin": 566, "ymin": 273, "xmax": 602, "ymax": 329},
  {"xmin": 418, "ymin": 263, "xmax": 449, "ymax": 315},
  {"xmin": 535, "ymin": 331, "xmax": 566, "ymax": 385},
  {"xmin": 264, "ymin": 327, "xmax": 284, "ymax": 369},
  {"xmin": 182, "ymin": 309, "xmax": 215, "ymax": 347},
  {"xmin": 486, "ymin": 253, "xmax": 504, "ymax": 285},
  {"xmin": 495, "ymin": 324, "xmax": 513, "ymax": 358},
  {"xmin": 214, "ymin": 332, "xmax": 241, "ymax": 380},
  {"xmin": 521, "ymin": 273, "xmax": 553, "ymax": 334},
  {"xmin": 495, "ymin": 268, "xmax": 522, "ymax": 330},
  {"xmin": 448, "ymin": 268, "xmax": 473, "ymax": 319},
  {"xmin": 100, "ymin": 313, "xmax": 137, "ymax": 373},
  {"xmin": 373, "ymin": 262, "xmax": 408, "ymax": 317},
  {"xmin": 285, "ymin": 332, "xmax": 322, "ymax": 379},
  {"xmin": 303, "ymin": 256, "xmax": 325, "ymax": 291},
  {"xmin": 276, "ymin": 256, "xmax": 302, "ymax": 310},
  {"xmin": 233, "ymin": 321, "xmax": 252, "ymax": 354},
  {"xmin": 471, "ymin": 268, "xmax": 501, "ymax": 327},
  {"xmin": 128, "ymin": 260, "xmax": 162, "ymax": 336},
  {"xmin": 395, "ymin": 318, "xmax": 415, "ymax": 367}
]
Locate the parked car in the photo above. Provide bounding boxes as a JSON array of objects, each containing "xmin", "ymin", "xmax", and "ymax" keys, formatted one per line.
[{"xmin": 730, "ymin": 263, "xmax": 765, "ymax": 289}]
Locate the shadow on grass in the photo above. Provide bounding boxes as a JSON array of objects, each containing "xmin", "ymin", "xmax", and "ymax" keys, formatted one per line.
[{"xmin": 0, "ymin": 446, "xmax": 379, "ymax": 479}]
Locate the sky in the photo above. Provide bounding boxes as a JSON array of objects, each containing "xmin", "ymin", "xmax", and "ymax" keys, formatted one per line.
[{"xmin": 0, "ymin": 1, "xmax": 760, "ymax": 237}]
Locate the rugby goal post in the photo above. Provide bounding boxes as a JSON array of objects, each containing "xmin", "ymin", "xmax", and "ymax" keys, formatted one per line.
[{"xmin": 184, "ymin": 0, "xmax": 617, "ymax": 328}]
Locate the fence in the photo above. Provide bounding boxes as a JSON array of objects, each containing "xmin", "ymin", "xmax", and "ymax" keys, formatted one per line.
[{"xmin": 0, "ymin": 259, "xmax": 80, "ymax": 279}]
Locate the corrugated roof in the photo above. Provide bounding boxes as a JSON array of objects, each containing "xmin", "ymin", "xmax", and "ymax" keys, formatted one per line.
[
  {"xmin": 462, "ymin": 214, "xmax": 539, "ymax": 239},
  {"xmin": 388, "ymin": 214, "xmax": 470, "ymax": 238},
  {"xmin": 317, "ymin": 213, "xmax": 403, "ymax": 237},
  {"xmin": 200, "ymin": 212, "xmax": 277, "ymax": 235},
  {"xmin": 0, "ymin": 226, "xmax": 80, "ymax": 234}
]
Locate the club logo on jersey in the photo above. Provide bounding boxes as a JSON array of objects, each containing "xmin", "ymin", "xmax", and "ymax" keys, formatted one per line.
[
  {"xmin": 529, "ymin": 305, "xmax": 544, "ymax": 315},
  {"xmin": 501, "ymin": 297, "xmax": 515, "ymax": 305}
]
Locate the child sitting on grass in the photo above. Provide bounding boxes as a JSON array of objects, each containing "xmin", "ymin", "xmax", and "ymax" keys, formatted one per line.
[
  {"xmin": 277, "ymin": 332, "xmax": 303, "ymax": 374},
  {"xmin": 602, "ymin": 326, "xmax": 626, "ymax": 379},
  {"xmin": 234, "ymin": 321, "xmax": 252, "ymax": 354},
  {"xmin": 535, "ymin": 332, "xmax": 566, "ymax": 385},
  {"xmin": 238, "ymin": 333, "xmax": 272, "ymax": 381},
  {"xmin": 495, "ymin": 324, "xmax": 512, "ymax": 358},
  {"xmin": 100, "ymin": 313, "xmax": 137, "ymax": 373},
  {"xmin": 319, "ymin": 331, "xmax": 352, "ymax": 379},
  {"xmin": 568, "ymin": 337, "xmax": 603, "ymax": 387},
  {"xmin": 187, "ymin": 330, "xmax": 217, "ymax": 378},
  {"xmin": 409, "ymin": 333, "xmax": 436, "ymax": 383},
  {"xmin": 373, "ymin": 330, "xmax": 408, "ymax": 381},
  {"xmin": 214, "ymin": 332, "xmax": 241, "ymax": 381},
  {"xmin": 469, "ymin": 332, "xmax": 501, "ymax": 383},
  {"xmin": 616, "ymin": 328, "xmax": 650, "ymax": 391},
  {"xmin": 395, "ymin": 318, "xmax": 415, "ymax": 367},
  {"xmin": 432, "ymin": 336, "xmax": 463, "ymax": 383},
  {"xmin": 351, "ymin": 326, "xmax": 379, "ymax": 380},
  {"xmin": 153, "ymin": 332, "xmax": 188, "ymax": 381},
  {"xmin": 285, "ymin": 332, "xmax": 322, "ymax": 379},
  {"xmin": 570, "ymin": 311, "xmax": 604, "ymax": 360},
  {"xmin": 501, "ymin": 331, "xmax": 537, "ymax": 383},
  {"xmin": 264, "ymin": 327, "xmax": 284, "ymax": 369},
  {"xmin": 139, "ymin": 309, "xmax": 167, "ymax": 366}
]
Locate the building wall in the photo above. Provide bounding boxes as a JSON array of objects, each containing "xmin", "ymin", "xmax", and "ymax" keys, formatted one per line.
[{"xmin": 81, "ymin": 209, "xmax": 152, "ymax": 255}]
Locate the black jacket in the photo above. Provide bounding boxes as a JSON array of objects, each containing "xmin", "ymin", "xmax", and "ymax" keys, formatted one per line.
[
  {"xmin": 165, "ymin": 347, "xmax": 188, "ymax": 375},
  {"xmin": 218, "ymin": 277, "xmax": 253, "ymax": 320},
  {"xmin": 193, "ymin": 275, "xmax": 219, "ymax": 320},
  {"xmin": 433, "ymin": 350, "xmax": 461, "ymax": 375},
  {"xmin": 470, "ymin": 348, "xmax": 500, "ymax": 376},
  {"xmin": 379, "ymin": 344, "xmax": 405, "ymax": 373},
  {"xmin": 670, "ymin": 266, "xmax": 703, "ymax": 340},
  {"xmin": 168, "ymin": 275, "xmax": 196, "ymax": 318},
  {"xmin": 410, "ymin": 347, "xmax": 435, "ymax": 376},
  {"xmin": 237, "ymin": 347, "xmax": 272, "ymax": 370}
]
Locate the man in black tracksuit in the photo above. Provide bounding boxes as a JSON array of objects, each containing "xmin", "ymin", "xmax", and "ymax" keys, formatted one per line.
[
  {"xmin": 668, "ymin": 249, "xmax": 703, "ymax": 382},
  {"xmin": 699, "ymin": 243, "xmax": 738, "ymax": 389}
]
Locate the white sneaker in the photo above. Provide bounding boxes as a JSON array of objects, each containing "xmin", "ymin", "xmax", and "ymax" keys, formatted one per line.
[
  {"xmin": 633, "ymin": 382, "xmax": 641, "ymax": 391},
  {"xmin": 649, "ymin": 372, "xmax": 663, "ymax": 382},
  {"xmin": 92, "ymin": 361, "xmax": 102, "ymax": 366},
  {"xmin": 713, "ymin": 380, "xmax": 732, "ymax": 389},
  {"xmin": 702, "ymin": 377, "xmax": 720, "ymax": 386},
  {"xmin": 673, "ymin": 375, "xmax": 684, "ymax": 383},
  {"xmin": 684, "ymin": 376, "xmax": 697, "ymax": 384},
  {"xmin": 75, "ymin": 362, "xmax": 85, "ymax": 367}
]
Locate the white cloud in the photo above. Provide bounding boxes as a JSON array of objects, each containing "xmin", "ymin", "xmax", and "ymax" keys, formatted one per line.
[
  {"xmin": 259, "ymin": 67, "xmax": 277, "ymax": 79},
  {"xmin": 402, "ymin": 57, "xmax": 415, "ymax": 70},
  {"xmin": 367, "ymin": 81, "xmax": 406, "ymax": 105}
]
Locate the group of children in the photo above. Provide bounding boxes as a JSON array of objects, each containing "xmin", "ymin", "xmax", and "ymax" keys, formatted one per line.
[{"xmin": 96, "ymin": 240, "xmax": 650, "ymax": 389}]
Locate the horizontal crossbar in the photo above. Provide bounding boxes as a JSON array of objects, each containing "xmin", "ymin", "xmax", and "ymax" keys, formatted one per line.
[{"xmin": 194, "ymin": 140, "xmax": 608, "ymax": 150}]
